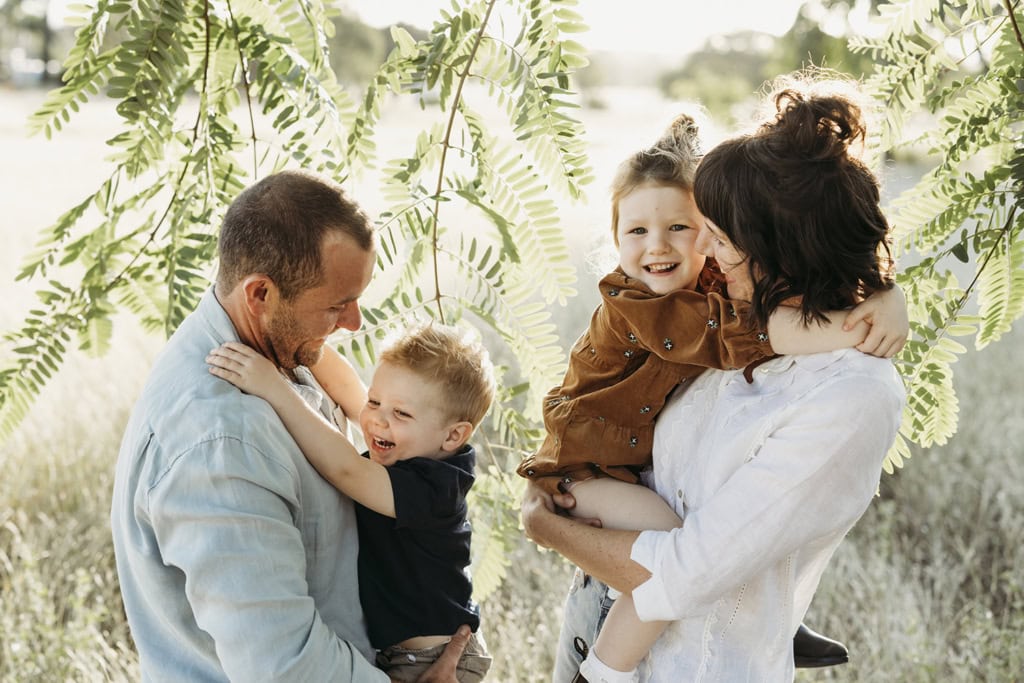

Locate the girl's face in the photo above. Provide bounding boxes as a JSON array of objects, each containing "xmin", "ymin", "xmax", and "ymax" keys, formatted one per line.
[
  {"xmin": 695, "ymin": 218, "xmax": 754, "ymax": 301},
  {"xmin": 615, "ymin": 184, "xmax": 707, "ymax": 295}
]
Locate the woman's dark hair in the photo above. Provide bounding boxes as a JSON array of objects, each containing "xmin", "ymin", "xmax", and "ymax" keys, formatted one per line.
[
  {"xmin": 693, "ymin": 78, "xmax": 895, "ymax": 328},
  {"xmin": 217, "ymin": 170, "xmax": 374, "ymax": 300}
]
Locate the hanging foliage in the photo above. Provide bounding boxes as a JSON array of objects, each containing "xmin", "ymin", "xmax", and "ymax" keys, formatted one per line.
[
  {"xmin": 0, "ymin": 0, "xmax": 592, "ymax": 597},
  {"xmin": 851, "ymin": 0, "xmax": 1023, "ymax": 471}
]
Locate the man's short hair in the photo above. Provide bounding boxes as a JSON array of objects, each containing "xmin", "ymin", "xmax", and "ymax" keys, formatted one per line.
[
  {"xmin": 217, "ymin": 170, "xmax": 374, "ymax": 299},
  {"xmin": 379, "ymin": 322, "xmax": 497, "ymax": 428}
]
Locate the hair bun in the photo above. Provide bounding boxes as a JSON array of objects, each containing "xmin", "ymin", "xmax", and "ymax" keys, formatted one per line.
[{"xmin": 765, "ymin": 85, "xmax": 866, "ymax": 163}]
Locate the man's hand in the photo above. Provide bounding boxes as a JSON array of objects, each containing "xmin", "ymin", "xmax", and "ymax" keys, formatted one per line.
[{"xmin": 405, "ymin": 625, "xmax": 472, "ymax": 683}]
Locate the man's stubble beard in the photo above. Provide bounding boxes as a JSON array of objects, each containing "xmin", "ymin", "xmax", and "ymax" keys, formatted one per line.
[{"xmin": 265, "ymin": 302, "xmax": 325, "ymax": 370}]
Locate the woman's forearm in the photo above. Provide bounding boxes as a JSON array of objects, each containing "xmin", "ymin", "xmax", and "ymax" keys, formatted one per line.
[{"xmin": 521, "ymin": 484, "xmax": 649, "ymax": 593}]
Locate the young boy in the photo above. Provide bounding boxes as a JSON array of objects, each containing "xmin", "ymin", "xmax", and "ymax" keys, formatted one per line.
[{"xmin": 207, "ymin": 322, "xmax": 495, "ymax": 683}]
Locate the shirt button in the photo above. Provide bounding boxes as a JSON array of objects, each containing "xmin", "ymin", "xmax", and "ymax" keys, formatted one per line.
[{"xmin": 677, "ymin": 489, "xmax": 683, "ymax": 498}]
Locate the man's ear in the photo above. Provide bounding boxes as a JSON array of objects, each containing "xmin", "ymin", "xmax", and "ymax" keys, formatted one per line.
[
  {"xmin": 240, "ymin": 274, "xmax": 277, "ymax": 317},
  {"xmin": 441, "ymin": 421, "xmax": 474, "ymax": 453}
]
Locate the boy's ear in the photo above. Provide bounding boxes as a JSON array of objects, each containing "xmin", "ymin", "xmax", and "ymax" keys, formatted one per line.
[{"xmin": 441, "ymin": 421, "xmax": 474, "ymax": 452}]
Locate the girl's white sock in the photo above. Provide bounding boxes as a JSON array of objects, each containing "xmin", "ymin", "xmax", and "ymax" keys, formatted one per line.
[{"xmin": 578, "ymin": 652, "xmax": 639, "ymax": 683}]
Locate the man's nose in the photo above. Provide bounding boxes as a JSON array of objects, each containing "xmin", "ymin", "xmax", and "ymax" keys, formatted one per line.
[{"xmin": 336, "ymin": 303, "xmax": 362, "ymax": 331}]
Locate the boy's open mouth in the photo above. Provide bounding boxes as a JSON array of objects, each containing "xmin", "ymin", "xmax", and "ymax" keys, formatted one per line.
[
  {"xmin": 645, "ymin": 263, "xmax": 677, "ymax": 273},
  {"xmin": 373, "ymin": 437, "xmax": 395, "ymax": 450}
]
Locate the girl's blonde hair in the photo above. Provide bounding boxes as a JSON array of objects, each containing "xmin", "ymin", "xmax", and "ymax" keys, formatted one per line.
[{"xmin": 609, "ymin": 113, "xmax": 703, "ymax": 245}]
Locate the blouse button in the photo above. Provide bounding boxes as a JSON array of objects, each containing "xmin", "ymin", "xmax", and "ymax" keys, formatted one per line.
[
  {"xmin": 608, "ymin": 288, "xmax": 620, "ymax": 296},
  {"xmin": 629, "ymin": 436, "xmax": 639, "ymax": 447},
  {"xmin": 663, "ymin": 338, "xmax": 674, "ymax": 350},
  {"xmin": 526, "ymin": 469, "xmax": 536, "ymax": 476},
  {"xmin": 627, "ymin": 331, "xmax": 638, "ymax": 344},
  {"xmin": 707, "ymin": 318, "xmax": 719, "ymax": 329},
  {"xmin": 624, "ymin": 349, "xmax": 634, "ymax": 358},
  {"xmin": 757, "ymin": 332, "xmax": 769, "ymax": 343},
  {"xmin": 590, "ymin": 347, "xmax": 597, "ymax": 354},
  {"xmin": 677, "ymin": 489, "xmax": 683, "ymax": 498},
  {"xmin": 640, "ymin": 405, "xmax": 651, "ymax": 414}
]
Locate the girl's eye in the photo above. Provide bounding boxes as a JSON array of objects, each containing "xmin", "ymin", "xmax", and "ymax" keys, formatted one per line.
[
  {"xmin": 396, "ymin": 410, "xmax": 412, "ymax": 419},
  {"xmin": 669, "ymin": 224, "xmax": 690, "ymax": 232},
  {"xmin": 628, "ymin": 226, "xmax": 647, "ymax": 235},
  {"xmin": 366, "ymin": 399, "xmax": 380, "ymax": 408}
]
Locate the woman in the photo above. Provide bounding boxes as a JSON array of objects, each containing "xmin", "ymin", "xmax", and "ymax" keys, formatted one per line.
[{"xmin": 521, "ymin": 75, "xmax": 907, "ymax": 682}]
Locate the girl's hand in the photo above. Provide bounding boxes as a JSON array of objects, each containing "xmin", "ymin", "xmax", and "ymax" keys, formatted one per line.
[
  {"xmin": 206, "ymin": 342, "xmax": 289, "ymax": 399},
  {"xmin": 843, "ymin": 285, "xmax": 909, "ymax": 358}
]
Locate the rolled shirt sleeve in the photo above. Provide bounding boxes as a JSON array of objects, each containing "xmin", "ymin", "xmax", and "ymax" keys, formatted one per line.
[{"xmin": 630, "ymin": 363, "xmax": 904, "ymax": 623}]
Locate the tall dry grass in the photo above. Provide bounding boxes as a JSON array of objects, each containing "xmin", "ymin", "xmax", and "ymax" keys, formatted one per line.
[{"xmin": 2, "ymin": 327, "xmax": 1020, "ymax": 681}]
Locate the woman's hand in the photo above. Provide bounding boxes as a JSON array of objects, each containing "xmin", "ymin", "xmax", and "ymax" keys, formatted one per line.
[{"xmin": 521, "ymin": 482, "xmax": 601, "ymax": 550}]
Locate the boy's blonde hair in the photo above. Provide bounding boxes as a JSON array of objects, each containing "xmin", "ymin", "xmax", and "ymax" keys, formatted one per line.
[
  {"xmin": 609, "ymin": 113, "xmax": 703, "ymax": 246},
  {"xmin": 379, "ymin": 322, "xmax": 496, "ymax": 428}
]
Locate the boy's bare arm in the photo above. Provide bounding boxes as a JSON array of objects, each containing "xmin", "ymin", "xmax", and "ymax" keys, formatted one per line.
[
  {"xmin": 207, "ymin": 342, "xmax": 396, "ymax": 517},
  {"xmin": 767, "ymin": 284, "xmax": 908, "ymax": 358},
  {"xmin": 309, "ymin": 344, "xmax": 368, "ymax": 421}
]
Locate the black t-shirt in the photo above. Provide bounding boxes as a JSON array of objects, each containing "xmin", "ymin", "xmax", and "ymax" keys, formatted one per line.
[{"xmin": 355, "ymin": 445, "xmax": 480, "ymax": 649}]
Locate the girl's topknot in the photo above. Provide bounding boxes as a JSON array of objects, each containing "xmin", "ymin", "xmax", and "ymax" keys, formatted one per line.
[{"xmin": 646, "ymin": 112, "xmax": 703, "ymax": 178}]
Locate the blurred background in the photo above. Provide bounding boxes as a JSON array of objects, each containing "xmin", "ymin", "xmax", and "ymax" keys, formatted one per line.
[{"xmin": 1, "ymin": 1, "xmax": 1021, "ymax": 681}]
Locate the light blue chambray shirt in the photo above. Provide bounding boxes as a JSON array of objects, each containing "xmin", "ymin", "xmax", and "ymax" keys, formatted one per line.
[{"xmin": 111, "ymin": 289, "xmax": 387, "ymax": 682}]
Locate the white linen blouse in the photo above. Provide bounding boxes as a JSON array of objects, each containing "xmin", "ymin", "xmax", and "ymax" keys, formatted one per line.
[{"xmin": 630, "ymin": 349, "xmax": 905, "ymax": 682}]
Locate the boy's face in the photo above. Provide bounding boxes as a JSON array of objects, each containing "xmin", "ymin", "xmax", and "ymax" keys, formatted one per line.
[
  {"xmin": 615, "ymin": 183, "xmax": 706, "ymax": 295},
  {"xmin": 359, "ymin": 361, "xmax": 460, "ymax": 466}
]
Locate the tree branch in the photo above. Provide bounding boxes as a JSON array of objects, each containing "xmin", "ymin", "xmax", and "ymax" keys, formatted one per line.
[
  {"xmin": 1004, "ymin": 0, "xmax": 1024, "ymax": 52},
  {"xmin": 429, "ymin": 0, "xmax": 498, "ymax": 323}
]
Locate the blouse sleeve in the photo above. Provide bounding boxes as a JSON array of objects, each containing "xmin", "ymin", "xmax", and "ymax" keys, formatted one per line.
[
  {"xmin": 599, "ymin": 272, "xmax": 772, "ymax": 371},
  {"xmin": 628, "ymin": 369, "xmax": 904, "ymax": 622}
]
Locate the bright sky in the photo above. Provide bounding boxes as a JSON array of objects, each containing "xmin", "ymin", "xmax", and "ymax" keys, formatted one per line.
[
  {"xmin": 46, "ymin": 1, "xmax": 834, "ymax": 57},
  {"xmin": 346, "ymin": 1, "xmax": 809, "ymax": 57}
]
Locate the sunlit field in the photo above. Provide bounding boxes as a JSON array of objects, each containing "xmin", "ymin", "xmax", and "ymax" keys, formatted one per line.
[{"xmin": 2, "ymin": 89, "xmax": 1022, "ymax": 682}]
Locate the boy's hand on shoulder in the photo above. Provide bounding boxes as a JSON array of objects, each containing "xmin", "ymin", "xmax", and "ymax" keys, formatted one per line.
[
  {"xmin": 844, "ymin": 284, "xmax": 909, "ymax": 358},
  {"xmin": 206, "ymin": 341, "xmax": 287, "ymax": 398}
]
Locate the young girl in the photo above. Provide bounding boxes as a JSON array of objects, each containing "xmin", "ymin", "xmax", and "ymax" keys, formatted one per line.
[{"xmin": 517, "ymin": 114, "xmax": 907, "ymax": 683}]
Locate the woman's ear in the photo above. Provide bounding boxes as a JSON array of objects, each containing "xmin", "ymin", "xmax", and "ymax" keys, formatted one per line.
[{"xmin": 441, "ymin": 421, "xmax": 474, "ymax": 453}]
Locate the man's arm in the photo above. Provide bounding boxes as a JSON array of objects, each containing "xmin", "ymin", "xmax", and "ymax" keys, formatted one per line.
[
  {"xmin": 520, "ymin": 483, "xmax": 648, "ymax": 593},
  {"xmin": 150, "ymin": 435, "xmax": 390, "ymax": 681}
]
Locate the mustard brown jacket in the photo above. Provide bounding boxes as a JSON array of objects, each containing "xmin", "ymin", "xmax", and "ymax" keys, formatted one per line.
[{"xmin": 517, "ymin": 268, "xmax": 773, "ymax": 492}]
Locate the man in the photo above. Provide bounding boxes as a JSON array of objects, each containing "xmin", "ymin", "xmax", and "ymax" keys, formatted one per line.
[{"xmin": 111, "ymin": 171, "xmax": 467, "ymax": 681}]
